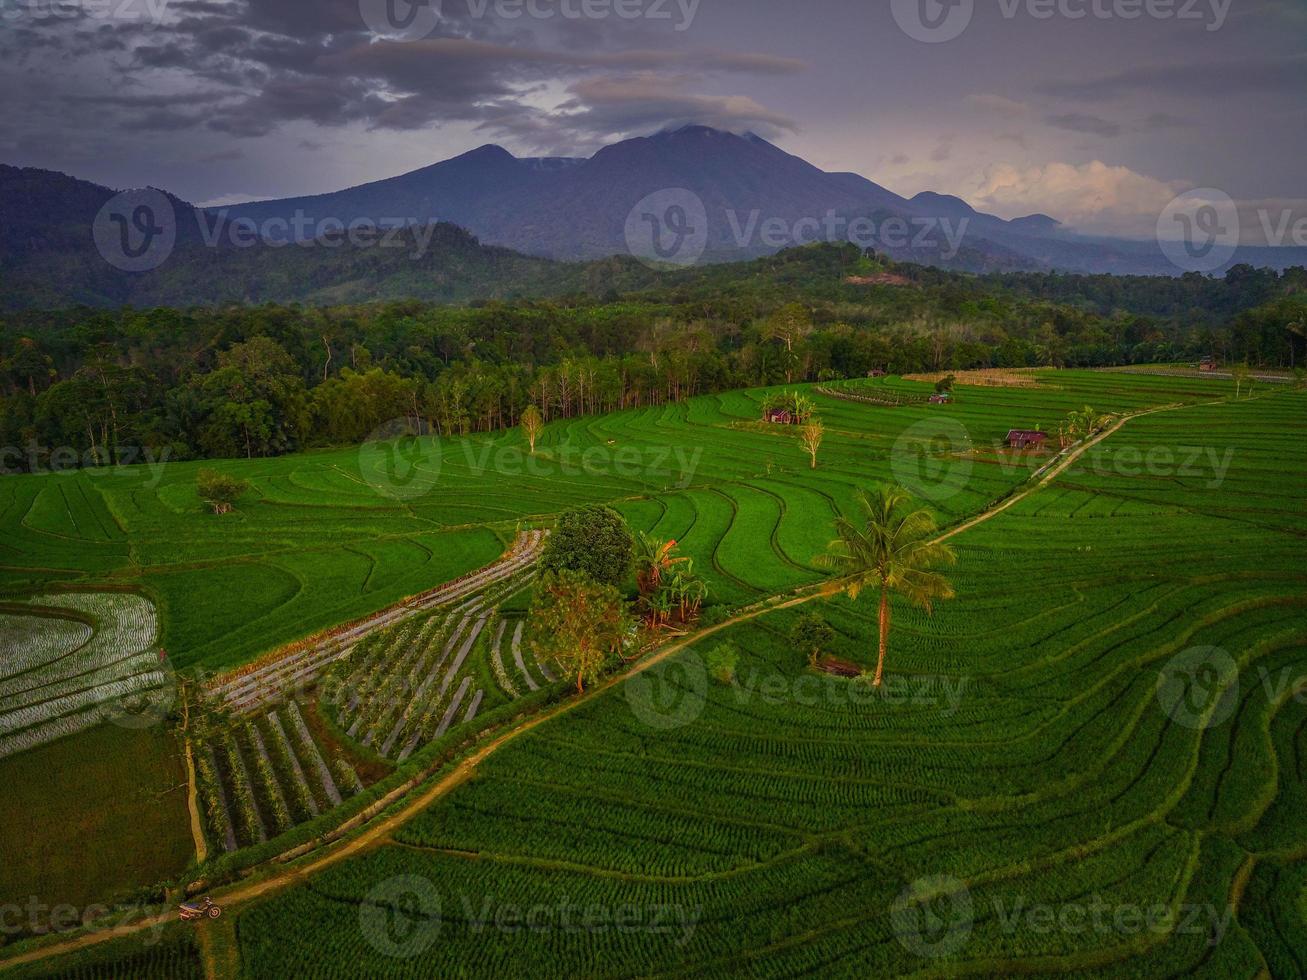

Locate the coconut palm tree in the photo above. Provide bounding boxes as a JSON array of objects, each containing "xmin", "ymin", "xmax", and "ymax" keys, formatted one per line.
[{"xmin": 815, "ymin": 486, "xmax": 956, "ymax": 687}]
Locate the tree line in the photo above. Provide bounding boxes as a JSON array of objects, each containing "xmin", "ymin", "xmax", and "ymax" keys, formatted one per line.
[{"xmin": 1, "ymin": 245, "xmax": 1303, "ymax": 472}]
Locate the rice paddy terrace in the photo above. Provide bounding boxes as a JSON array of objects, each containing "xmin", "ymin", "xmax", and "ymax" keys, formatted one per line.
[
  {"xmin": 2, "ymin": 370, "xmax": 1305, "ymax": 977},
  {"xmin": 0, "ymin": 371, "xmax": 1233, "ymax": 674},
  {"xmin": 229, "ymin": 386, "xmax": 1307, "ymax": 978}
]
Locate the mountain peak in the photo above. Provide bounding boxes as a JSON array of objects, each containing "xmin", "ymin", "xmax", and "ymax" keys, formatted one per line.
[
  {"xmin": 1010, "ymin": 213, "xmax": 1062, "ymax": 234},
  {"xmin": 456, "ymin": 143, "xmax": 516, "ymax": 163},
  {"xmin": 910, "ymin": 191, "xmax": 978, "ymax": 216}
]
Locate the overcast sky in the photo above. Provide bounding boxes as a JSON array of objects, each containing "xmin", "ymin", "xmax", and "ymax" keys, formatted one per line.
[{"xmin": 1, "ymin": 0, "xmax": 1303, "ymax": 237}]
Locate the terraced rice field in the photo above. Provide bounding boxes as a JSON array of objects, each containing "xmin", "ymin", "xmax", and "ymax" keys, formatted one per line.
[
  {"xmin": 4, "ymin": 369, "xmax": 1301, "ymax": 978},
  {"xmin": 0, "ymin": 371, "xmax": 1228, "ymax": 676},
  {"xmin": 0, "ymin": 592, "xmax": 168, "ymax": 759},
  {"xmin": 224, "ymin": 387, "xmax": 1307, "ymax": 977}
]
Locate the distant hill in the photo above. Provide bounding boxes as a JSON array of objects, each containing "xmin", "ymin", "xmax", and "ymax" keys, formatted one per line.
[
  {"xmin": 5, "ymin": 128, "xmax": 1307, "ymax": 311},
  {"xmin": 0, "ymin": 164, "xmax": 639, "ymax": 309}
]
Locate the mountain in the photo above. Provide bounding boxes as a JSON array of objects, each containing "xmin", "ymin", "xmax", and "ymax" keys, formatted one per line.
[
  {"xmin": 5, "ymin": 128, "xmax": 1307, "ymax": 311},
  {"xmin": 219, "ymin": 126, "xmax": 925, "ymax": 261},
  {"xmin": 218, "ymin": 126, "xmax": 1031, "ymax": 267},
  {"xmin": 217, "ymin": 143, "xmax": 576, "ymax": 240},
  {"xmin": 215, "ymin": 126, "xmax": 1307, "ymax": 275},
  {"xmin": 0, "ymin": 164, "xmax": 627, "ymax": 309},
  {"xmin": 1009, "ymin": 213, "xmax": 1061, "ymax": 235}
]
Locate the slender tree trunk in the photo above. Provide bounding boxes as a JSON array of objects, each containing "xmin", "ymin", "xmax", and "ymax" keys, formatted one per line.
[{"xmin": 875, "ymin": 581, "xmax": 890, "ymax": 688}]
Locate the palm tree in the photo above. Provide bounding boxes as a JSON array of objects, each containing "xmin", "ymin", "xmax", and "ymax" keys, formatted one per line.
[{"xmin": 815, "ymin": 486, "xmax": 956, "ymax": 688}]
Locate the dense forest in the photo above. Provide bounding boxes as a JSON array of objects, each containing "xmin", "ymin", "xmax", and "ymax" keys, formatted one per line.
[{"xmin": 2, "ymin": 245, "xmax": 1304, "ymax": 473}]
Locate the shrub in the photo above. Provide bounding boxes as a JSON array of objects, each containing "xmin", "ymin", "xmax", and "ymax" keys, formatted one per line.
[
  {"xmin": 791, "ymin": 612, "xmax": 835, "ymax": 668},
  {"xmin": 706, "ymin": 643, "xmax": 739, "ymax": 685},
  {"xmin": 197, "ymin": 469, "xmax": 249, "ymax": 515}
]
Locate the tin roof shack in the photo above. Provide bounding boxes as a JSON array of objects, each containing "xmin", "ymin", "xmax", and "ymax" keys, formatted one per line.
[{"xmin": 1006, "ymin": 429, "xmax": 1048, "ymax": 451}]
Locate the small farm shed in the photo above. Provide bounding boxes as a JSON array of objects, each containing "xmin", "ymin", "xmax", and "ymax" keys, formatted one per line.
[
  {"xmin": 1199, "ymin": 357, "xmax": 1219, "ymax": 372},
  {"xmin": 1006, "ymin": 429, "xmax": 1048, "ymax": 450},
  {"xmin": 868, "ymin": 369, "xmax": 887, "ymax": 378},
  {"xmin": 765, "ymin": 408, "xmax": 795, "ymax": 425},
  {"xmin": 928, "ymin": 393, "xmax": 952, "ymax": 404}
]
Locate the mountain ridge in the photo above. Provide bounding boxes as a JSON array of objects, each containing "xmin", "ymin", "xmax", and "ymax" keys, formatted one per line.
[{"xmin": 4, "ymin": 128, "xmax": 1307, "ymax": 312}]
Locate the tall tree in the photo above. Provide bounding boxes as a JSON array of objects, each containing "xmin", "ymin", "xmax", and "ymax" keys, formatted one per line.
[
  {"xmin": 815, "ymin": 486, "xmax": 956, "ymax": 688},
  {"xmin": 520, "ymin": 404, "xmax": 543, "ymax": 455},
  {"xmin": 540, "ymin": 506, "xmax": 634, "ymax": 588},
  {"xmin": 800, "ymin": 418, "xmax": 825, "ymax": 469},
  {"xmin": 1230, "ymin": 363, "xmax": 1250, "ymax": 399},
  {"xmin": 530, "ymin": 570, "xmax": 633, "ymax": 693}
]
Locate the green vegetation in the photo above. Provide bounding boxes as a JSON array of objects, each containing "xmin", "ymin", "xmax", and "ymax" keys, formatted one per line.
[
  {"xmin": 538, "ymin": 506, "xmax": 633, "ymax": 588},
  {"xmin": 195, "ymin": 469, "xmax": 248, "ymax": 516},
  {"xmin": 4, "ymin": 246, "xmax": 1305, "ymax": 480},
  {"xmin": 0, "ymin": 725, "xmax": 192, "ymax": 935},
  {"xmin": 791, "ymin": 611, "xmax": 836, "ymax": 668},
  {"xmin": 705, "ymin": 642, "xmax": 739, "ymax": 685},
  {"xmin": 4, "ymin": 370, "xmax": 1305, "ymax": 977},
  {"xmin": 0, "ymin": 928, "xmax": 203, "ymax": 978},
  {"xmin": 0, "ymin": 370, "xmax": 1249, "ymax": 677},
  {"xmin": 816, "ymin": 485, "xmax": 957, "ymax": 687},
  {"xmin": 530, "ymin": 570, "xmax": 632, "ymax": 693},
  {"xmin": 222, "ymin": 386, "xmax": 1307, "ymax": 977}
]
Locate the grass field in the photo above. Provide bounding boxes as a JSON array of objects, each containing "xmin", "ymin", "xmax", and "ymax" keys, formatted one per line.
[{"xmin": 4, "ymin": 369, "xmax": 1303, "ymax": 977}]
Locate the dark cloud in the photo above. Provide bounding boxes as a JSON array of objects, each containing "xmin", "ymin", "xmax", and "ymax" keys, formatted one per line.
[
  {"xmin": 200, "ymin": 148, "xmax": 245, "ymax": 161},
  {"xmin": 1144, "ymin": 112, "xmax": 1199, "ymax": 130},
  {"xmin": 1045, "ymin": 113, "xmax": 1122, "ymax": 138},
  {"xmin": 2, "ymin": 0, "xmax": 1301, "ymax": 219},
  {"xmin": 1041, "ymin": 55, "xmax": 1306, "ymax": 101}
]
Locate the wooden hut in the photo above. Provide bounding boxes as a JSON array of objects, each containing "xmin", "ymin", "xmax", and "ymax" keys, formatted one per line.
[{"xmin": 1006, "ymin": 429, "xmax": 1048, "ymax": 450}]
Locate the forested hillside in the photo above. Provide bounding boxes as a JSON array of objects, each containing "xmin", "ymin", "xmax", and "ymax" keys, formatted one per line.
[{"xmin": 2, "ymin": 245, "xmax": 1303, "ymax": 472}]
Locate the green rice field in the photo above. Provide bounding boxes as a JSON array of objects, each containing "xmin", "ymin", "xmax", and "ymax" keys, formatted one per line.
[{"xmin": 3, "ymin": 370, "xmax": 1304, "ymax": 977}]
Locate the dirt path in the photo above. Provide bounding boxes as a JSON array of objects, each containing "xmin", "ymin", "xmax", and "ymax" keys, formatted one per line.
[
  {"xmin": 196, "ymin": 912, "xmax": 239, "ymax": 980},
  {"xmin": 183, "ymin": 736, "xmax": 208, "ymax": 866},
  {"xmin": 936, "ymin": 403, "xmax": 1180, "ymax": 545},
  {"xmin": 0, "ymin": 399, "xmax": 1218, "ymax": 974}
]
